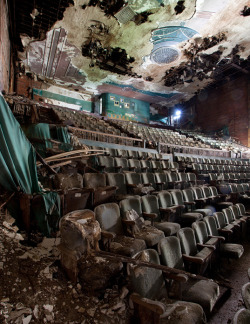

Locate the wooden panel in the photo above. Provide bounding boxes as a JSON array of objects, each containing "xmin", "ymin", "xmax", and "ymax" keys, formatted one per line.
[{"xmin": 194, "ymin": 76, "xmax": 249, "ymax": 146}]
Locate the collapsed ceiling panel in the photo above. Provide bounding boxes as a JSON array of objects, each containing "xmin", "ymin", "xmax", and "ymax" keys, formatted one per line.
[{"xmin": 15, "ymin": 0, "xmax": 250, "ymax": 109}]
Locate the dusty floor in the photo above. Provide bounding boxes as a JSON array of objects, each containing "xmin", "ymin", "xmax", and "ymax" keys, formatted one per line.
[
  {"xmin": 0, "ymin": 211, "xmax": 131, "ymax": 324},
  {"xmin": 1, "ymin": 208, "xmax": 250, "ymax": 324},
  {"xmin": 208, "ymin": 242, "xmax": 250, "ymax": 324}
]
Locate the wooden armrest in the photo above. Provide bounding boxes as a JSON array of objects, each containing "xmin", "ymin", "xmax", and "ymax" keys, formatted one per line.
[
  {"xmin": 208, "ymin": 235, "xmax": 225, "ymax": 241},
  {"xmin": 114, "ymin": 166, "xmax": 122, "ymax": 170},
  {"xmin": 163, "ymin": 272, "xmax": 188, "ymax": 283},
  {"xmin": 159, "ymin": 207, "xmax": 176, "ymax": 214},
  {"xmin": 122, "ymin": 219, "xmax": 136, "ymax": 226},
  {"xmin": 142, "ymin": 212, "xmax": 157, "ymax": 219},
  {"xmin": 156, "ymin": 182, "xmax": 164, "ymax": 185},
  {"xmin": 184, "ymin": 201, "xmax": 195, "ymax": 205},
  {"xmin": 127, "ymin": 184, "xmax": 137, "ymax": 188},
  {"xmin": 182, "ymin": 254, "xmax": 204, "ymax": 265},
  {"xmin": 101, "ymin": 230, "xmax": 116, "ymax": 239},
  {"xmin": 218, "ymin": 228, "xmax": 233, "ymax": 234},
  {"xmin": 197, "ymin": 243, "xmax": 216, "ymax": 251},
  {"xmin": 130, "ymin": 293, "xmax": 165, "ymax": 315}
]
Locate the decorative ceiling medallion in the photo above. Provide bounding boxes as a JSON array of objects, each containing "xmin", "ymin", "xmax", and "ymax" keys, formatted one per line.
[{"xmin": 150, "ymin": 26, "xmax": 198, "ymax": 64}]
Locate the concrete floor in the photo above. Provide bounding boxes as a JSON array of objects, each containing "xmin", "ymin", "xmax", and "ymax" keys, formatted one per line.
[{"xmin": 208, "ymin": 242, "xmax": 250, "ymax": 323}]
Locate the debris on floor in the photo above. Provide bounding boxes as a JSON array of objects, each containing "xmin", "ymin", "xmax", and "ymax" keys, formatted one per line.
[{"xmin": 0, "ymin": 211, "xmax": 131, "ymax": 324}]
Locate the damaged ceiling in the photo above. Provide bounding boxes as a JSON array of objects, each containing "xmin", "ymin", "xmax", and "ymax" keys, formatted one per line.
[{"xmin": 13, "ymin": 0, "xmax": 250, "ymax": 109}]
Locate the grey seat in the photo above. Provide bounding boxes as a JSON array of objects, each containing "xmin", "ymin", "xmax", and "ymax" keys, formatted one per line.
[
  {"xmin": 154, "ymin": 172, "xmax": 168, "ymax": 190},
  {"xmin": 204, "ymin": 215, "xmax": 244, "ymax": 259},
  {"xmin": 128, "ymin": 159, "xmax": 142, "ymax": 172},
  {"xmin": 141, "ymin": 172, "xmax": 161, "ymax": 192},
  {"xmin": 222, "ymin": 208, "xmax": 242, "ymax": 229},
  {"xmin": 114, "ymin": 157, "xmax": 129, "ymax": 172},
  {"xmin": 166, "ymin": 172, "xmax": 182, "ymax": 189},
  {"xmin": 141, "ymin": 195, "xmax": 180, "ymax": 236},
  {"xmin": 94, "ymin": 203, "xmax": 146, "ymax": 257},
  {"xmin": 242, "ymin": 282, "xmax": 250, "ymax": 309},
  {"xmin": 182, "ymin": 189, "xmax": 213, "ymax": 216},
  {"xmin": 140, "ymin": 160, "xmax": 152, "ymax": 173},
  {"xmin": 83, "ymin": 173, "xmax": 117, "ymax": 206},
  {"xmin": 209, "ymin": 186, "xmax": 233, "ymax": 209},
  {"xmin": 158, "ymin": 236, "xmax": 220, "ymax": 314},
  {"xmin": 128, "ymin": 249, "xmax": 206, "ymax": 324},
  {"xmin": 119, "ymin": 197, "xmax": 165, "ymax": 247},
  {"xmin": 233, "ymin": 308, "xmax": 250, "ymax": 324},
  {"xmin": 192, "ymin": 221, "xmax": 220, "ymax": 250},
  {"xmin": 236, "ymin": 203, "xmax": 250, "ymax": 219},
  {"xmin": 177, "ymin": 227, "xmax": 214, "ymax": 275},
  {"xmin": 170, "ymin": 190, "xmax": 203, "ymax": 227},
  {"xmin": 106, "ymin": 173, "xmax": 137, "ymax": 201},
  {"xmin": 157, "ymin": 191, "xmax": 180, "ymax": 223},
  {"xmin": 125, "ymin": 172, "xmax": 146, "ymax": 195},
  {"xmin": 97, "ymin": 156, "xmax": 115, "ymax": 172},
  {"xmin": 213, "ymin": 211, "xmax": 235, "ymax": 240}
]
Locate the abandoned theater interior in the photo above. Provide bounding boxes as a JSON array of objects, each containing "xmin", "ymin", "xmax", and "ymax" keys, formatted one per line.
[{"xmin": 3, "ymin": 0, "xmax": 250, "ymax": 323}]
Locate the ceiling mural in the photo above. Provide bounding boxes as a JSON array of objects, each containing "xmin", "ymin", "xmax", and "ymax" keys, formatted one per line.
[{"xmin": 17, "ymin": 0, "xmax": 250, "ymax": 108}]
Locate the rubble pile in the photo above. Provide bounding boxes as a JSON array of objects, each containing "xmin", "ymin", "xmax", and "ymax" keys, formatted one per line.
[{"xmin": 0, "ymin": 211, "xmax": 131, "ymax": 324}]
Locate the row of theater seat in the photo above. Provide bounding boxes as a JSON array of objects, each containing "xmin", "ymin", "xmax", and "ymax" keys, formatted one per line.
[
  {"xmin": 192, "ymin": 163, "xmax": 250, "ymax": 173},
  {"xmin": 96, "ymin": 155, "xmax": 179, "ymax": 173},
  {"xmin": 93, "ymin": 146, "xmax": 167, "ymax": 161},
  {"xmin": 177, "ymin": 155, "xmax": 250, "ymax": 166},
  {"xmin": 90, "ymin": 199, "xmax": 246, "ymax": 317}
]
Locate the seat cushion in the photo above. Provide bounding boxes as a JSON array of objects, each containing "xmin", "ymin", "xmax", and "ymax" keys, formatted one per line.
[
  {"xmin": 220, "ymin": 243, "xmax": 244, "ymax": 259},
  {"xmin": 195, "ymin": 247, "xmax": 213, "ymax": 260},
  {"xmin": 135, "ymin": 227, "xmax": 165, "ymax": 247},
  {"xmin": 160, "ymin": 300, "xmax": 206, "ymax": 324},
  {"xmin": 110, "ymin": 236, "xmax": 146, "ymax": 257},
  {"xmin": 181, "ymin": 213, "xmax": 203, "ymax": 221},
  {"xmin": 155, "ymin": 222, "xmax": 181, "ymax": 236},
  {"xmin": 183, "ymin": 280, "xmax": 220, "ymax": 313},
  {"xmin": 194, "ymin": 208, "xmax": 213, "ymax": 216}
]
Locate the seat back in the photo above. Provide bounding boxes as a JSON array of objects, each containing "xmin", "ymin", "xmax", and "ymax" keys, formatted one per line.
[
  {"xmin": 171, "ymin": 189, "xmax": 184, "ymax": 206},
  {"xmin": 182, "ymin": 188, "xmax": 194, "ymax": 203},
  {"xmin": 158, "ymin": 237, "xmax": 185, "ymax": 270},
  {"xmin": 129, "ymin": 159, "xmax": 141, "ymax": 172},
  {"xmin": 127, "ymin": 150, "xmax": 138, "ymax": 159},
  {"xmin": 229, "ymin": 205, "xmax": 241, "ymax": 220},
  {"xmin": 125, "ymin": 172, "xmax": 142, "ymax": 185},
  {"xmin": 223, "ymin": 208, "xmax": 235, "ymax": 223},
  {"xmin": 54, "ymin": 172, "xmax": 83, "ymax": 190},
  {"xmin": 192, "ymin": 187, "xmax": 204, "ymax": 200},
  {"xmin": 94, "ymin": 203, "xmax": 123, "ymax": 235},
  {"xmin": 106, "ymin": 173, "xmax": 127, "ymax": 195},
  {"xmin": 83, "ymin": 173, "xmax": 106, "ymax": 189},
  {"xmin": 141, "ymin": 195, "xmax": 160, "ymax": 218},
  {"xmin": 236, "ymin": 203, "xmax": 246, "ymax": 216},
  {"xmin": 97, "ymin": 156, "xmax": 115, "ymax": 172},
  {"xmin": 187, "ymin": 172, "xmax": 196, "ymax": 183},
  {"xmin": 157, "ymin": 191, "xmax": 174, "ymax": 208},
  {"xmin": 127, "ymin": 249, "xmax": 167, "ymax": 300},
  {"xmin": 167, "ymin": 172, "xmax": 178, "ymax": 182},
  {"xmin": 141, "ymin": 173, "xmax": 156, "ymax": 186},
  {"xmin": 214, "ymin": 212, "xmax": 227, "ymax": 228},
  {"xmin": 177, "ymin": 228, "xmax": 198, "ymax": 256},
  {"xmin": 209, "ymin": 186, "xmax": 218, "ymax": 197},
  {"xmin": 202, "ymin": 186, "xmax": 211, "ymax": 198},
  {"xmin": 204, "ymin": 216, "xmax": 219, "ymax": 236},
  {"xmin": 192, "ymin": 221, "xmax": 209, "ymax": 244},
  {"xmin": 120, "ymin": 197, "xmax": 142, "ymax": 218},
  {"xmin": 140, "ymin": 160, "xmax": 152, "ymax": 172},
  {"xmin": 155, "ymin": 173, "xmax": 168, "ymax": 189},
  {"xmin": 114, "ymin": 157, "xmax": 129, "ymax": 170},
  {"xmin": 178, "ymin": 172, "xmax": 188, "ymax": 182}
]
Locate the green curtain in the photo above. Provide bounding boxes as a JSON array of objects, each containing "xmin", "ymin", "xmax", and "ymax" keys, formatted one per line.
[{"xmin": 0, "ymin": 95, "xmax": 40, "ymax": 194}]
